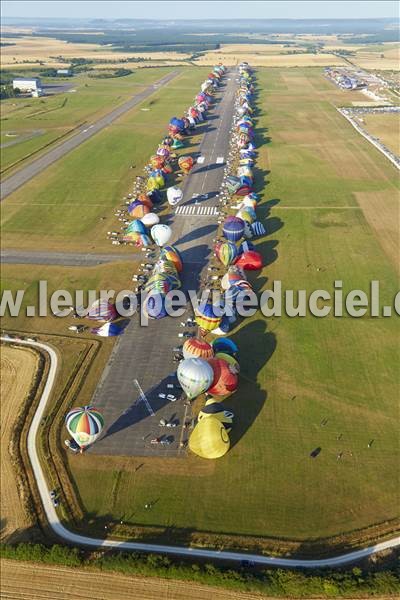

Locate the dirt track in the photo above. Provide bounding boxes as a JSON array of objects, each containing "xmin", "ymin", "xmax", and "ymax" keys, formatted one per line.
[
  {"xmin": 0, "ymin": 346, "xmax": 38, "ymax": 541},
  {"xmin": 0, "ymin": 559, "xmax": 270, "ymax": 600}
]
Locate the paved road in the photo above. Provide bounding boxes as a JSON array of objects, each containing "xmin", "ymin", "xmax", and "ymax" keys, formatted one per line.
[
  {"xmin": 0, "ymin": 71, "xmax": 179, "ymax": 200},
  {"xmin": 2, "ymin": 336, "xmax": 400, "ymax": 567},
  {"xmin": 0, "ymin": 250, "xmax": 135, "ymax": 266},
  {"xmin": 90, "ymin": 71, "xmax": 237, "ymax": 458}
]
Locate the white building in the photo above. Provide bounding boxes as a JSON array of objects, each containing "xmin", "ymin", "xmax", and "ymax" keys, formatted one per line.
[{"xmin": 12, "ymin": 77, "xmax": 42, "ymax": 93}]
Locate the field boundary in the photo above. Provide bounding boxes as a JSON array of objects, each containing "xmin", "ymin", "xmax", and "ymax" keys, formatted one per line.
[
  {"xmin": 337, "ymin": 108, "xmax": 400, "ymax": 170},
  {"xmin": 0, "ymin": 121, "xmax": 87, "ymax": 177},
  {"xmin": 2, "ymin": 335, "xmax": 400, "ymax": 568}
]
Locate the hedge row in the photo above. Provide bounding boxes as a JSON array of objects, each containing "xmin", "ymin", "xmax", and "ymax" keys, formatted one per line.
[{"xmin": 1, "ymin": 543, "xmax": 399, "ymax": 597}]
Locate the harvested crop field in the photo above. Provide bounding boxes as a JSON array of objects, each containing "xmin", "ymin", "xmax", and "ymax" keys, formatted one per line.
[
  {"xmin": 196, "ymin": 51, "xmax": 347, "ymax": 67},
  {"xmin": 0, "ymin": 346, "xmax": 39, "ymax": 541},
  {"xmin": 0, "ymin": 559, "xmax": 271, "ymax": 600},
  {"xmin": 0, "ymin": 36, "xmax": 190, "ymax": 68},
  {"xmin": 359, "ymin": 113, "xmax": 400, "ymax": 158}
]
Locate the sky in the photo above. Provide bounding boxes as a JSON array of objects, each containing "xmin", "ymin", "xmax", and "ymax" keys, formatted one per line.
[{"xmin": 2, "ymin": 1, "xmax": 399, "ymax": 20}]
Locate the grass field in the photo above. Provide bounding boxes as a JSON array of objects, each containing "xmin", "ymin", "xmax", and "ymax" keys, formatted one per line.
[
  {"xmin": 0, "ymin": 68, "xmax": 174, "ymax": 172},
  {"xmin": 1, "ymin": 68, "xmax": 209, "ymax": 253},
  {"xmin": 0, "ymin": 346, "xmax": 38, "ymax": 541},
  {"xmin": 65, "ymin": 68, "xmax": 399, "ymax": 545},
  {"xmin": 0, "ymin": 560, "xmax": 269, "ymax": 600},
  {"xmin": 358, "ymin": 113, "xmax": 400, "ymax": 157}
]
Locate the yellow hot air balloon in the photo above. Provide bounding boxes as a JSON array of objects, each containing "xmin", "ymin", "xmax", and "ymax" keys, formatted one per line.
[
  {"xmin": 189, "ymin": 415, "xmax": 230, "ymax": 459},
  {"xmin": 198, "ymin": 399, "xmax": 234, "ymax": 432}
]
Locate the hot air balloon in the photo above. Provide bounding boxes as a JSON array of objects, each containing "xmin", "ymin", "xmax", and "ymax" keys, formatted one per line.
[
  {"xmin": 207, "ymin": 358, "xmax": 238, "ymax": 396},
  {"xmin": 167, "ymin": 186, "xmax": 183, "ymax": 206},
  {"xmin": 198, "ymin": 399, "xmax": 234, "ymax": 430},
  {"xmin": 125, "ymin": 219, "xmax": 147, "ymax": 234},
  {"xmin": 177, "ymin": 358, "xmax": 214, "ymax": 399},
  {"xmin": 137, "ymin": 193, "xmax": 154, "ymax": 209},
  {"xmin": 129, "ymin": 202, "xmax": 150, "ymax": 219},
  {"xmin": 122, "ymin": 232, "xmax": 152, "ymax": 247},
  {"xmin": 238, "ymin": 240, "xmax": 255, "ymax": 255},
  {"xmin": 140, "ymin": 212, "xmax": 160, "ymax": 227},
  {"xmin": 195, "ymin": 300, "xmax": 222, "ymax": 333},
  {"xmin": 214, "ymin": 241, "xmax": 238, "ymax": 267},
  {"xmin": 222, "ymin": 217, "xmax": 245, "ymax": 242},
  {"xmin": 157, "ymin": 146, "xmax": 170, "ymax": 157},
  {"xmin": 87, "ymin": 299, "xmax": 118, "ymax": 322},
  {"xmin": 214, "ymin": 352, "xmax": 240, "ymax": 373},
  {"xmin": 154, "ymin": 258, "xmax": 178, "ymax": 276},
  {"xmin": 143, "ymin": 291, "xmax": 168, "ymax": 320},
  {"xmin": 236, "ymin": 207, "xmax": 256, "ymax": 223},
  {"xmin": 150, "ymin": 155, "xmax": 165, "ymax": 169},
  {"xmin": 189, "ymin": 416, "xmax": 230, "ymax": 459},
  {"xmin": 211, "ymin": 337, "xmax": 238, "ymax": 356},
  {"xmin": 235, "ymin": 250, "xmax": 263, "ymax": 271},
  {"xmin": 171, "ymin": 139, "xmax": 184, "ymax": 150},
  {"xmin": 210, "ymin": 315, "xmax": 231, "ymax": 336},
  {"xmin": 144, "ymin": 273, "xmax": 171, "ymax": 295},
  {"xmin": 90, "ymin": 322, "xmax": 127, "ymax": 336},
  {"xmin": 160, "ymin": 245, "xmax": 183, "ymax": 272},
  {"xmin": 226, "ymin": 176, "xmax": 241, "ymax": 195},
  {"xmin": 147, "ymin": 189, "xmax": 163, "ymax": 205},
  {"xmin": 178, "ymin": 156, "xmax": 194, "ymax": 174},
  {"xmin": 151, "ymin": 224, "xmax": 172, "ymax": 247},
  {"xmin": 183, "ymin": 338, "xmax": 214, "ymax": 360},
  {"xmin": 65, "ymin": 405, "xmax": 104, "ymax": 450},
  {"xmin": 251, "ymin": 221, "xmax": 266, "ymax": 236}
]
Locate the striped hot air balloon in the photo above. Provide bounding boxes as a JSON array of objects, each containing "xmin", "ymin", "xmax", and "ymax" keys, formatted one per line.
[
  {"xmin": 160, "ymin": 245, "xmax": 183, "ymax": 272},
  {"xmin": 65, "ymin": 406, "xmax": 104, "ymax": 449},
  {"xmin": 222, "ymin": 217, "xmax": 245, "ymax": 242},
  {"xmin": 214, "ymin": 241, "xmax": 238, "ymax": 267},
  {"xmin": 87, "ymin": 299, "xmax": 117, "ymax": 322},
  {"xmin": 195, "ymin": 300, "xmax": 222, "ymax": 333},
  {"xmin": 182, "ymin": 338, "xmax": 214, "ymax": 360}
]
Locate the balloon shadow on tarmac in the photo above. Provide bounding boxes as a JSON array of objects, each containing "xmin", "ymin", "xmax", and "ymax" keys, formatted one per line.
[{"xmin": 227, "ymin": 319, "xmax": 276, "ymax": 449}]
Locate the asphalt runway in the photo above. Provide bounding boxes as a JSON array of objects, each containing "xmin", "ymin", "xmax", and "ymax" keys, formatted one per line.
[
  {"xmin": 91, "ymin": 70, "xmax": 238, "ymax": 458},
  {"xmin": 0, "ymin": 71, "xmax": 179, "ymax": 200}
]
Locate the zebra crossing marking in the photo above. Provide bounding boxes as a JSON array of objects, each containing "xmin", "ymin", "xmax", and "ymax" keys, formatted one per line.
[{"xmin": 175, "ymin": 205, "xmax": 219, "ymax": 216}]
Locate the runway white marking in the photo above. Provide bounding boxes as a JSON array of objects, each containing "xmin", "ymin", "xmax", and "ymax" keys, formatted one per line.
[{"xmin": 175, "ymin": 205, "xmax": 219, "ymax": 216}]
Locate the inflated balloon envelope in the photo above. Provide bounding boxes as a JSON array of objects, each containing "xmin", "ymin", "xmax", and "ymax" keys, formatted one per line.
[
  {"xmin": 177, "ymin": 358, "xmax": 214, "ymax": 400},
  {"xmin": 189, "ymin": 416, "xmax": 230, "ymax": 459}
]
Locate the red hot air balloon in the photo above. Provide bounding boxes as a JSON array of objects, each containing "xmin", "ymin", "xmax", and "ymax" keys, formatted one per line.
[{"xmin": 207, "ymin": 358, "xmax": 238, "ymax": 396}]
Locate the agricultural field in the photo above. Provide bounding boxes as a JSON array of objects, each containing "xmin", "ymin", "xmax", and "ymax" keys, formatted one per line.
[
  {"xmin": 0, "ymin": 559, "xmax": 269, "ymax": 600},
  {"xmin": 351, "ymin": 44, "xmax": 400, "ymax": 70},
  {"xmin": 1, "ymin": 68, "xmax": 210, "ymax": 253},
  {"xmin": 358, "ymin": 112, "xmax": 400, "ymax": 157},
  {"xmin": 64, "ymin": 68, "xmax": 399, "ymax": 546},
  {"xmin": 195, "ymin": 45, "xmax": 348, "ymax": 67},
  {"xmin": 0, "ymin": 346, "xmax": 38, "ymax": 541},
  {"xmin": 0, "ymin": 35, "xmax": 191, "ymax": 68},
  {"xmin": 0, "ymin": 67, "xmax": 174, "ymax": 172}
]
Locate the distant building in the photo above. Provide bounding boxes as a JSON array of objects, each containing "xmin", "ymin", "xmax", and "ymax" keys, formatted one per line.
[
  {"xmin": 56, "ymin": 69, "xmax": 72, "ymax": 76},
  {"xmin": 12, "ymin": 77, "xmax": 42, "ymax": 92}
]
